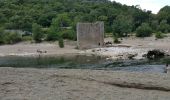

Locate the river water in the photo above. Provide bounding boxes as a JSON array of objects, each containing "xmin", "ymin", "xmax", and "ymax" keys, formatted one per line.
[{"xmin": 0, "ymin": 55, "xmax": 169, "ymax": 73}]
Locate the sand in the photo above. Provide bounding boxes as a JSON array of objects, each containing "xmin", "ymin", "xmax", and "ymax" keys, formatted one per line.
[
  {"xmin": 0, "ymin": 36, "xmax": 170, "ymax": 60},
  {"xmin": 0, "ymin": 67, "xmax": 170, "ymax": 100},
  {"xmin": 0, "ymin": 40, "xmax": 80, "ymax": 57}
]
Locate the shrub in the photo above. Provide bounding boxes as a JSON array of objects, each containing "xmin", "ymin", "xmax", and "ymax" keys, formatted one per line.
[
  {"xmin": 61, "ymin": 29, "xmax": 76, "ymax": 40},
  {"xmin": 0, "ymin": 27, "xmax": 4, "ymax": 44},
  {"xmin": 3, "ymin": 32, "xmax": 22, "ymax": 44},
  {"xmin": 113, "ymin": 37, "xmax": 121, "ymax": 44},
  {"xmin": 32, "ymin": 23, "xmax": 43, "ymax": 42},
  {"xmin": 158, "ymin": 20, "xmax": 170, "ymax": 33},
  {"xmin": 136, "ymin": 23, "xmax": 152, "ymax": 37},
  {"xmin": 22, "ymin": 36, "xmax": 33, "ymax": 41},
  {"xmin": 155, "ymin": 32, "xmax": 164, "ymax": 39},
  {"xmin": 58, "ymin": 38, "xmax": 64, "ymax": 48}
]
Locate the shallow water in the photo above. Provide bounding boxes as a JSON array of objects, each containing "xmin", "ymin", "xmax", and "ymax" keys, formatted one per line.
[{"xmin": 0, "ymin": 55, "xmax": 169, "ymax": 73}]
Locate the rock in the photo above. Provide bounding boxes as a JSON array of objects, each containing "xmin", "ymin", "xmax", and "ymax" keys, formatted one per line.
[
  {"xmin": 127, "ymin": 53, "xmax": 138, "ymax": 59},
  {"xmin": 146, "ymin": 49, "xmax": 165, "ymax": 59}
]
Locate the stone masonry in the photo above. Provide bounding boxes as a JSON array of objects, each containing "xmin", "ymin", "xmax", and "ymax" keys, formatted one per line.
[{"xmin": 77, "ymin": 22, "xmax": 104, "ymax": 49}]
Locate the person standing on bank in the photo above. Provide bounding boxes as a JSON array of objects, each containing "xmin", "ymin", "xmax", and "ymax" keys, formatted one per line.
[{"xmin": 165, "ymin": 63, "xmax": 170, "ymax": 73}]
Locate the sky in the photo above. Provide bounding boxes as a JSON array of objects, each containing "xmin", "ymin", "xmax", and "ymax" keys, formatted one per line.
[{"xmin": 111, "ymin": 0, "xmax": 170, "ymax": 14}]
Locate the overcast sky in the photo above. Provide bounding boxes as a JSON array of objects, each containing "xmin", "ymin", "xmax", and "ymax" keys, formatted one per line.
[{"xmin": 111, "ymin": 0, "xmax": 170, "ymax": 14}]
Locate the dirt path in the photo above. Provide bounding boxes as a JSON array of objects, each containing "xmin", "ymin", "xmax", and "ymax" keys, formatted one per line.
[{"xmin": 0, "ymin": 68, "xmax": 170, "ymax": 100}]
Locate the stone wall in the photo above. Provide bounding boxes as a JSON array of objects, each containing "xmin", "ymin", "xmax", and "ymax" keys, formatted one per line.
[{"xmin": 77, "ymin": 22, "xmax": 104, "ymax": 49}]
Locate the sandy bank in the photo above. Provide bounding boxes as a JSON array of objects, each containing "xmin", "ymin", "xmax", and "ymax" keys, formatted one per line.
[
  {"xmin": 0, "ymin": 35, "xmax": 170, "ymax": 60},
  {"xmin": 0, "ymin": 67, "xmax": 170, "ymax": 100},
  {"xmin": 0, "ymin": 41, "xmax": 80, "ymax": 57}
]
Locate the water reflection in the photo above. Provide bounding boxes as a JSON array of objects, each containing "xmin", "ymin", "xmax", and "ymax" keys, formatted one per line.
[{"xmin": 0, "ymin": 55, "xmax": 169, "ymax": 73}]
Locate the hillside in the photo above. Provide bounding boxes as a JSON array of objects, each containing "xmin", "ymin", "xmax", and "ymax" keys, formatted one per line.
[
  {"xmin": 0, "ymin": 0, "xmax": 170, "ymax": 43},
  {"xmin": 0, "ymin": 0, "xmax": 152, "ymax": 31}
]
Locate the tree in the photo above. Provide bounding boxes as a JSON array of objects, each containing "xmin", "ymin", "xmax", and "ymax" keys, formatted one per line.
[
  {"xmin": 136, "ymin": 23, "xmax": 152, "ymax": 37},
  {"xmin": 157, "ymin": 6, "xmax": 170, "ymax": 25},
  {"xmin": 150, "ymin": 20, "xmax": 159, "ymax": 32},
  {"xmin": 47, "ymin": 13, "xmax": 72, "ymax": 41},
  {"xmin": 112, "ymin": 15, "xmax": 133, "ymax": 37},
  {"xmin": 158, "ymin": 20, "xmax": 170, "ymax": 33},
  {"xmin": 32, "ymin": 23, "xmax": 43, "ymax": 42}
]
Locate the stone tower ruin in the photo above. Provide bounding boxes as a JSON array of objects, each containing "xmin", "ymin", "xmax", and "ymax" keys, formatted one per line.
[{"xmin": 77, "ymin": 22, "xmax": 104, "ymax": 49}]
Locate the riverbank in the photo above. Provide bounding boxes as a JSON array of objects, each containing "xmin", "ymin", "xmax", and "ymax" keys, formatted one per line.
[
  {"xmin": 0, "ymin": 67, "xmax": 170, "ymax": 100},
  {"xmin": 0, "ymin": 40, "xmax": 80, "ymax": 57},
  {"xmin": 0, "ymin": 36, "xmax": 170, "ymax": 60}
]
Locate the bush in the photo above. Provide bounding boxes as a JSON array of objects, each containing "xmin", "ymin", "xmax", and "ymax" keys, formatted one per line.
[
  {"xmin": 136, "ymin": 23, "xmax": 152, "ymax": 37},
  {"xmin": 32, "ymin": 23, "xmax": 43, "ymax": 42},
  {"xmin": 113, "ymin": 37, "xmax": 121, "ymax": 44},
  {"xmin": 22, "ymin": 36, "xmax": 33, "ymax": 41},
  {"xmin": 61, "ymin": 29, "xmax": 76, "ymax": 40},
  {"xmin": 3, "ymin": 32, "xmax": 22, "ymax": 44},
  {"xmin": 158, "ymin": 20, "xmax": 170, "ymax": 33},
  {"xmin": 155, "ymin": 32, "xmax": 164, "ymax": 39},
  {"xmin": 58, "ymin": 38, "xmax": 64, "ymax": 48},
  {"xmin": 0, "ymin": 27, "xmax": 4, "ymax": 44}
]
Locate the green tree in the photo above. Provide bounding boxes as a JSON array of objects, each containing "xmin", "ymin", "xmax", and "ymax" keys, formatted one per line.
[
  {"xmin": 157, "ymin": 6, "xmax": 170, "ymax": 25},
  {"xmin": 47, "ymin": 13, "xmax": 71, "ymax": 41},
  {"xmin": 158, "ymin": 20, "xmax": 170, "ymax": 33},
  {"xmin": 150, "ymin": 20, "xmax": 159, "ymax": 32},
  {"xmin": 112, "ymin": 15, "xmax": 133, "ymax": 37},
  {"xmin": 136, "ymin": 23, "xmax": 152, "ymax": 37},
  {"xmin": 32, "ymin": 23, "xmax": 43, "ymax": 42}
]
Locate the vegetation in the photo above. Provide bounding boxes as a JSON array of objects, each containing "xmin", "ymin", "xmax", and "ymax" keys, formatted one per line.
[
  {"xmin": 0, "ymin": 0, "xmax": 170, "ymax": 44},
  {"xmin": 136, "ymin": 23, "xmax": 152, "ymax": 37},
  {"xmin": 1, "ymin": 31, "xmax": 22, "ymax": 44},
  {"xmin": 112, "ymin": 15, "xmax": 133, "ymax": 37},
  {"xmin": 58, "ymin": 38, "xmax": 64, "ymax": 48},
  {"xmin": 113, "ymin": 37, "xmax": 121, "ymax": 44},
  {"xmin": 155, "ymin": 32, "xmax": 164, "ymax": 39},
  {"xmin": 32, "ymin": 23, "xmax": 43, "ymax": 42}
]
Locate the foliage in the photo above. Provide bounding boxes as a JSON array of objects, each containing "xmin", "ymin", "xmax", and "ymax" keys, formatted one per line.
[
  {"xmin": 22, "ymin": 36, "xmax": 33, "ymax": 41},
  {"xmin": 58, "ymin": 38, "xmax": 64, "ymax": 48},
  {"xmin": 61, "ymin": 29, "xmax": 76, "ymax": 40},
  {"xmin": 0, "ymin": 0, "xmax": 169, "ymax": 41},
  {"xmin": 113, "ymin": 37, "xmax": 121, "ymax": 44},
  {"xmin": 155, "ymin": 32, "xmax": 164, "ymax": 39},
  {"xmin": 158, "ymin": 20, "xmax": 170, "ymax": 33},
  {"xmin": 150, "ymin": 20, "xmax": 159, "ymax": 32},
  {"xmin": 136, "ymin": 23, "xmax": 152, "ymax": 37},
  {"xmin": 0, "ymin": 0, "xmax": 155, "ymax": 34},
  {"xmin": 157, "ymin": 6, "xmax": 170, "ymax": 25},
  {"xmin": 112, "ymin": 15, "xmax": 133, "ymax": 37},
  {"xmin": 32, "ymin": 23, "xmax": 43, "ymax": 42},
  {"xmin": 112, "ymin": 33, "xmax": 121, "ymax": 43},
  {"xmin": 2, "ymin": 32, "xmax": 22, "ymax": 44},
  {"xmin": 47, "ymin": 13, "xmax": 72, "ymax": 41},
  {"xmin": 0, "ymin": 27, "xmax": 22, "ymax": 44},
  {"xmin": 0, "ymin": 27, "xmax": 4, "ymax": 44}
]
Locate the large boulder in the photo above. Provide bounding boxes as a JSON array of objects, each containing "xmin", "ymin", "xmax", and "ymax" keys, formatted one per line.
[{"xmin": 146, "ymin": 49, "xmax": 165, "ymax": 59}]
